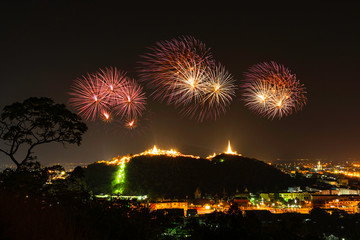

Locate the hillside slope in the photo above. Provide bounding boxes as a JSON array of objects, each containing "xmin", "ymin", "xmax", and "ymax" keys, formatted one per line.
[{"xmin": 84, "ymin": 154, "xmax": 296, "ymax": 198}]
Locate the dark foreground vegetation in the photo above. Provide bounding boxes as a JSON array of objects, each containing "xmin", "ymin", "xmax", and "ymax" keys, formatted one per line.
[{"xmin": 1, "ymin": 163, "xmax": 360, "ymax": 240}]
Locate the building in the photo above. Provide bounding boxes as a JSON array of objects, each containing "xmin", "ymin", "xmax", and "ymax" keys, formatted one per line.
[
  {"xmin": 324, "ymin": 199, "xmax": 360, "ymax": 213},
  {"xmin": 279, "ymin": 192, "xmax": 312, "ymax": 202},
  {"xmin": 232, "ymin": 197, "xmax": 250, "ymax": 207},
  {"xmin": 312, "ymin": 194, "xmax": 360, "ymax": 209},
  {"xmin": 150, "ymin": 201, "xmax": 188, "ymax": 215}
]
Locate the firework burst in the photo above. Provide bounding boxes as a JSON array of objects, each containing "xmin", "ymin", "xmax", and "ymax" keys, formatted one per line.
[
  {"xmin": 178, "ymin": 64, "xmax": 236, "ymax": 121},
  {"xmin": 97, "ymin": 67, "xmax": 128, "ymax": 103},
  {"xmin": 113, "ymin": 79, "xmax": 147, "ymax": 119},
  {"xmin": 138, "ymin": 36, "xmax": 215, "ymax": 103},
  {"xmin": 171, "ymin": 59, "xmax": 209, "ymax": 106},
  {"xmin": 138, "ymin": 36, "xmax": 236, "ymax": 121},
  {"xmin": 241, "ymin": 61, "xmax": 307, "ymax": 119},
  {"xmin": 68, "ymin": 73, "xmax": 110, "ymax": 121},
  {"xmin": 69, "ymin": 67, "xmax": 147, "ymax": 126},
  {"xmin": 204, "ymin": 64, "xmax": 236, "ymax": 109}
]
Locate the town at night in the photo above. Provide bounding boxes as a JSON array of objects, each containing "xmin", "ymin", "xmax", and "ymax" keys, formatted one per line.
[
  {"xmin": 1, "ymin": 2, "xmax": 360, "ymax": 240},
  {"xmin": 90, "ymin": 141, "xmax": 360, "ymax": 215}
]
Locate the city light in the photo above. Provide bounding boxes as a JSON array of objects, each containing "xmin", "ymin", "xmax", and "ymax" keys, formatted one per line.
[{"xmin": 112, "ymin": 159, "xmax": 126, "ymax": 194}]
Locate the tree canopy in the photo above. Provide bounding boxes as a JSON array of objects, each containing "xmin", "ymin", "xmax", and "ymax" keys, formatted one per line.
[{"xmin": 0, "ymin": 97, "xmax": 88, "ymax": 169}]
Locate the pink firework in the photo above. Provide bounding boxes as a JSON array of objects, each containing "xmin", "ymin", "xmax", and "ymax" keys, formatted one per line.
[
  {"xmin": 69, "ymin": 67, "xmax": 147, "ymax": 124},
  {"xmin": 138, "ymin": 36, "xmax": 215, "ymax": 104},
  {"xmin": 69, "ymin": 73, "xmax": 110, "ymax": 121},
  {"xmin": 241, "ymin": 61, "xmax": 307, "ymax": 119},
  {"xmin": 113, "ymin": 79, "xmax": 147, "ymax": 119},
  {"xmin": 97, "ymin": 67, "xmax": 128, "ymax": 104}
]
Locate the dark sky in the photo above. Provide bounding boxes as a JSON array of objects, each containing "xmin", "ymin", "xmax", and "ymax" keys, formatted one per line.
[{"xmin": 1, "ymin": 2, "xmax": 359, "ymax": 166}]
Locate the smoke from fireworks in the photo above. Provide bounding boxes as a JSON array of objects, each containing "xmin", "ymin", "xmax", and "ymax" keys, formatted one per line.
[
  {"xmin": 69, "ymin": 67, "xmax": 147, "ymax": 129},
  {"xmin": 241, "ymin": 61, "xmax": 307, "ymax": 119},
  {"xmin": 138, "ymin": 36, "xmax": 236, "ymax": 121}
]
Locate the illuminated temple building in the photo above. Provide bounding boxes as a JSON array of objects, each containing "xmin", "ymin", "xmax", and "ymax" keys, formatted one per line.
[
  {"xmin": 99, "ymin": 140, "xmax": 239, "ymax": 165},
  {"xmin": 206, "ymin": 140, "xmax": 242, "ymax": 159}
]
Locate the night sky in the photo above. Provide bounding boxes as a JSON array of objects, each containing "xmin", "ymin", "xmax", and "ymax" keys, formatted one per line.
[{"xmin": 1, "ymin": 2, "xmax": 359, "ymax": 166}]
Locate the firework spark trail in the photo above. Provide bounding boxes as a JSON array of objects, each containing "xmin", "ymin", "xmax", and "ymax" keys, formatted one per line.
[
  {"xmin": 242, "ymin": 61, "xmax": 307, "ymax": 119},
  {"xmin": 124, "ymin": 117, "xmax": 137, "ymax": 130}
]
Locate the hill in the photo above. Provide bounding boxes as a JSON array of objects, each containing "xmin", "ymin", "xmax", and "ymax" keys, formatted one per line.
[{"xmin": 84, "ymin": 153, "xmax": 296, "ymax": 198}]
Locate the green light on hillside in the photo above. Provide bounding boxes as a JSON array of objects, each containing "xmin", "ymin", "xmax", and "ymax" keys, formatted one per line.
[
  {"xmin": 219, "ymin": 159, "xmax": 225, "ymax": 163},
  {"xmin": 112, "ymin": 162, "xmax": 126, "ymax": 194}
]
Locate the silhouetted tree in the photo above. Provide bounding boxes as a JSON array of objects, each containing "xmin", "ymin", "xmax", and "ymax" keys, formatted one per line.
[
  {"xmin": 0, "ymin": 97, "xmax": 87, "ymax": 169},
  {"xmin": 0, "ymin": 161, "xmax": 48, "ymax": 195}
]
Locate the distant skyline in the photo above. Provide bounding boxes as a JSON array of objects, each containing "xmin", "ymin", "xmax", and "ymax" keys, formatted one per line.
[{"xmin": 1, "ymin": 2, "xmax": 359, "ymax": 166}]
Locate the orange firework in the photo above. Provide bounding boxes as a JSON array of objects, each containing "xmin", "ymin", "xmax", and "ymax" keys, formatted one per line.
[
  {"xmin": 138, "ymin": 36, "xmax": 215, "ymax": 104},
  {"xmin": 138, "ymin": 36, "xmax": 236, "ymax": 121}
]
